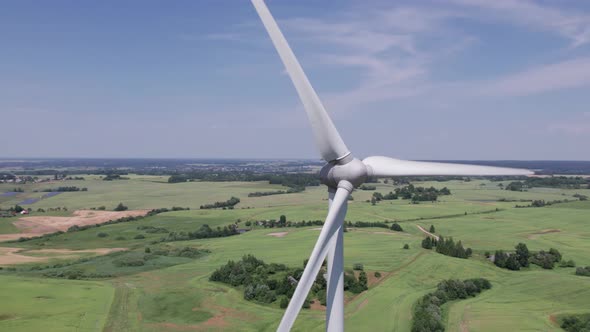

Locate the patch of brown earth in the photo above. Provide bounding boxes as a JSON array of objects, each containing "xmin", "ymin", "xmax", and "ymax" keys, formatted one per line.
[
  {"xmin": 0, "ymin": 234, "xmax": 32, "ymax": 242},
  {"xmin": 267, "ymin": 232, "xmax": 288, "ymax": 237},
  {"xmin": 148, "ymin": 322, "xmax": 201, "ymax": 331},
  {"xmin": 0, "ymin": 209, "xmax": 150, "ymax": 243},
  {"xmin": 199, "ymin": 304, "xmax": 257, "ymax": 329},
  {"xmin": 0, "ymin": 247, "xmax": 126, "ymax": 265},
  {"xmin": 533, "ymin": 229, "xmax": 561, "ymax": 234},
  {"xmin": 309, "ymin": 299, "xmax": 326, "ymax": 311},
  {"xmin": 15, "ymin": 209, "xmax": 150, "ymax": 234},
  {"xmin": 366, "ymin": 270, "xmax": 387, "ymax": 287}
]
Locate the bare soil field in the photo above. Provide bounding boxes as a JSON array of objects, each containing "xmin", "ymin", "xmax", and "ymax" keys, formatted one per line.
[{"xmin": 0, "ymin": 209, "xmax": 150, "ymax": 242}]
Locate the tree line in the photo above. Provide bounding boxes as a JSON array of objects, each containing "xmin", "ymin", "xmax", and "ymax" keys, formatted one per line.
[
  {"xmin": 505, "ymin": 176, "xmax": 589, "ymax": 191},
  {"xmin": 412, "ymin": 278, "xmax": 492, "ymax": 332},
  {"xmin": 248, "ymin": 187, "xmax": 303, "ymax": 197},
  {"xmin": 40, "ymin": 186, "xmax": 87, "ymax": 192},
  {"xmin": 421, "ymin": 235, "xmax": 472, "ymax": 259},
  {"xmin": 199, "ymin": 197, "xmax": 240, "ymax": 209},
  {"xmin": 168, "ymin": 172, "xmax": 320, "ymax": 191},
  {"xmin": 370, "ymin": 184, "xmax": 451, "ymax": 205},
  {"xmin": 210, "ymin": 255, "xmax": 368, "ymax": 308},
  {"xmin": 159, "ymin": 224, "xmax": 240, "ymax": 242}
]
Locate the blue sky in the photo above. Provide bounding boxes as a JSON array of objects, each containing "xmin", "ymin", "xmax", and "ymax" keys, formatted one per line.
[{"xmin": 1, "ymin": 0, "xmax": 589, "ymax": 160}]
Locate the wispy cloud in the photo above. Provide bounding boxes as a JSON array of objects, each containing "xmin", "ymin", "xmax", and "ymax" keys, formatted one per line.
[
  {"xmin": 449, "ymin": 0, "xmax": 590, "ymax": 47},
  {"xmin": 475, "ymin": 57, "xmax": 590, "ymax": 97},
  {"xmin": 217, "ymin": 1, "xmax": 590, "ymax": 114}
]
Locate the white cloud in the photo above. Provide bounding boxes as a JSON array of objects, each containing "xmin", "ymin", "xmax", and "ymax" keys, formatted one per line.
[
  {"xmin": 449, "ymin": 0, "xmax": 590, "ymax": 47},
  {"xmin": 219, "ymin": 1, "xmax": 590, "ymax": 114},
  {"xmin": 475, "ymin": 57, "xmax": 590, "ymax": 97}
]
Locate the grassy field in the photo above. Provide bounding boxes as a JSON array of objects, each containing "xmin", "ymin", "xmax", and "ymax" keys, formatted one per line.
[
  {"xmin": 1, "ymin": 176, "xmax": 589, "ymax": 331},
  {"xmin": 0, "ymin": 275, "xmax": 114, "ymax": 331}
]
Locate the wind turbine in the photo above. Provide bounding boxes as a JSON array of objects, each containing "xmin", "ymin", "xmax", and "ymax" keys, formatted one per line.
[{"xmin": 250, "ymin": 1, "xmax": 533, "ymax": 331}]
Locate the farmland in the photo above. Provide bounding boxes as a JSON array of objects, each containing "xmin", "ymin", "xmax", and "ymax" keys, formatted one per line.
[{"xmin": 1, "ymin": 171, "xmax": 589, "ymax": 331}]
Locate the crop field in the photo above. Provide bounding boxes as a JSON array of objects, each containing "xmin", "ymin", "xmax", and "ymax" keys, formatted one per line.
[{"xmin": 0, "ymin": 175, "xmax": 589, "ymax": 331}]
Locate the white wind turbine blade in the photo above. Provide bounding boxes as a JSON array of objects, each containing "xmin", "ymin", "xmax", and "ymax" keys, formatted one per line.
[
  {"xmin": 251, "ymin": 0, "xmax": 351, "ymax": 162},
  {"xmin": 278, "ymin": 185, "xmax": 350, "ymax": 331},
  {"xmin": 363, "ymin": 156, "xmax": 534, "ymax": 177}
]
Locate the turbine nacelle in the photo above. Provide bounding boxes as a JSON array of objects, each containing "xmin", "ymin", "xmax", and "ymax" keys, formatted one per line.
[{"xmin": 320, "ymin": 157, "xmax": 368, "ymax": 189}]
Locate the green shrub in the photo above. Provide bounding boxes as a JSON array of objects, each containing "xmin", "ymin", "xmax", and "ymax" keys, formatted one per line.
[
  {"xmin": 403, "ymin": 244, "xmax": 410, "ymax": 249},
  {"xmin": 576, "ymin": 266, "xmax": 590, "ymax": 277},
  {"xmin": 560, "ymin": 260, "xmax": 576, "ymax": 268},
  {"xmin": 114, "ymin": 203, "xmax": 128, "ymax": 211},
  {"xmin": 353, "ymin": 263, "xmax": 364, "ymax": 271},
  {"xmin": 279, "ymin": 296, "xmax": 289, "ymax": 309},
  {"xmin": 97, "ymin": 232, "xmax": 108, "ymax": 238},
  {"xmin": 374, "ymin": 271, "xmax": 382, "ymax": 278},
  {"xmin": 390, "ymin": 222, "xmax": 403, "ymax": 232},
  {"xmin": 134, "ymin": 234, "xmax": 145, "ymax": 239}
]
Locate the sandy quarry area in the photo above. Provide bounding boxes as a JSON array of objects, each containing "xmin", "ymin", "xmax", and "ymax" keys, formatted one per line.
[
  {"xmin": 0, "ymin": 247, "xmax": 127, "ymax": 265},
  {"xmin": 0, "ymin": 209, "xmax": 150, "ymax": 242}
]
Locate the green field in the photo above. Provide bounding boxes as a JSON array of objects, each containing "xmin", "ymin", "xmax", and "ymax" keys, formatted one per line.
[{"xmin": 1, "ymin": 175, "xmax": 589, "ymax": 331}]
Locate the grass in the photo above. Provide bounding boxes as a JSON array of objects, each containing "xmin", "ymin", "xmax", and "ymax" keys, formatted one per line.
[
  {"xmin": 0, "ymin": 275, "xmax": 113, "ymax": 332},
  {"xmin": 0, "ymin": 176, "xmax": 589, "ymax": 331}
]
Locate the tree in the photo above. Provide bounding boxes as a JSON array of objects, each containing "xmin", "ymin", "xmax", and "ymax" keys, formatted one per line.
[
  {"xmin": 114, "ymin": 203, "xmax": 128, "ymax": 211},
  {"xmin": 505, "ymin": 255, "xmax": 521, "ymax": 270},
  {"xmin": 515, "ymin": 243, "xmax": 530, "ymax": 267},
  {"xmin": 403, "ymin": 244, "xmax": 410, "ymax": 250},
  {"xmin": 421, "ymin": 237, "xmax": 433, "ymax": 249},
  {"xmin": 391, "ymin": 222, "xmax": 403, "ymax": 232},
  {"xmin": 429, "ymin": 225, "xmax": 435, "ymax": 233},
  {"xmin": 279, "ymin": 215, "xmax": 287, "ymax": 225},
  {"xmin": 358, "ymin": 271, "xmax": 368, "ymax": 291},
  {"xmin": 494, "ymin": 250, "xmax": 508, "ymax": 268},
  {"xmin": 549, "ymin": 248, "xmax": 562, "ymax": 262}
]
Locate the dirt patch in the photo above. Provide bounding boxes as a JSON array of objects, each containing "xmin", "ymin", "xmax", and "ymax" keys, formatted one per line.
[
  {"xmin": 416, "ymin": 225, "xmax": 439, "ymax": 240},
  {"xmin": 309, "ymin": 299, "xmax": 326, "ymax": 311},
  {"xmin": 147, "ymin": 322, "xmax": 201, "ymax": 331},
  {"xmin": 0, "ymin": 247, "xmax": 126, "ymax": 265},
  {"xmin": 528, "ymin": 229, "xmax": 561, "ymax": 239},
  {"xmin": 533, "ymin": 229, "xmax": 560, "ymax": 235},
  {"xmin": 267, "ymin": 232, "xmax": 289, "ymax": 238},
  {"xmin": 0, "ymin": 209, "xmax": 150, "ymax": 242},
  {"xmin": 366, "ymin": 270, "xmax": 386, "ymax": 287},
  {"xmin": 199, "ymin": 304, "xmax": 257, "ymax": 329},
  {"xmin": 0, "ymin": 234, "xmax": 31, "ymax": 242}
]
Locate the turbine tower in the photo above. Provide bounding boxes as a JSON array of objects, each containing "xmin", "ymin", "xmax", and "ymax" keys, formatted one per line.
[{"xmin": 250, "ymin": 1, "xmax": 533, "ymax": 331}]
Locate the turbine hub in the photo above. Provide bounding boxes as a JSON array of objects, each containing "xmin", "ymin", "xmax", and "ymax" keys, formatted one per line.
[{"xmin": 320, "ymin": 157, "xmax": 368, "ymax": 189}]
